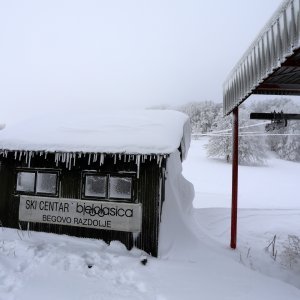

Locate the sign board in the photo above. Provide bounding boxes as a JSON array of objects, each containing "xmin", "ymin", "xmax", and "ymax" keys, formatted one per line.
[{"xmin": 19, "ymin": 196, "xmax": 142, "ymax": 233}]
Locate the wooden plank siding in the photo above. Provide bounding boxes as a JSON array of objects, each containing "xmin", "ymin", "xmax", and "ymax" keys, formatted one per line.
[{"xmin": 0, "ymin": 152, "xmax": 167, "ymax": 257}]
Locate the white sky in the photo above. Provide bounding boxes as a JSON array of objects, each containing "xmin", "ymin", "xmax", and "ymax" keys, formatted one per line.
[{"xmin": 0, "ymin": 0, "xmax": 284, "ymax": 123}]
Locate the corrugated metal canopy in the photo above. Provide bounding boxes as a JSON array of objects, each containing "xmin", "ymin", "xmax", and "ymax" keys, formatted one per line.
[{"xmin": 223, "ymin": 0, "xmax": 300, "ymax": 115}]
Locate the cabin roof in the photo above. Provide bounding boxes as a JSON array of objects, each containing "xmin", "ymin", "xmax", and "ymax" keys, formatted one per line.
[{"xmin": 0, "ymin": 110, "xmax": 191, "ymax": 159}]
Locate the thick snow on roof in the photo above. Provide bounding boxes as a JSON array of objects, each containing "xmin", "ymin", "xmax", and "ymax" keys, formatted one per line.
[{"xmin": 0, "ymin": 110, "xmax": 191, "ymax": 158}]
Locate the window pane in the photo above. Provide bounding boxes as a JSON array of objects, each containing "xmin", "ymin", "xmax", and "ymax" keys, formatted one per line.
[
  {"xmin": 36, "ymin": 173, "xmax": 57, "ymax": 194},
  {"xmin": 109, "ymin": 177, "xmax": 132, "ymax": 199},
  {"xmin": 85, "ymin": 175, "xmax": 106, "ymax": 197},
  {"xmin": 17, "ymin": 172, "xmax": 35, "ymax": 192}
]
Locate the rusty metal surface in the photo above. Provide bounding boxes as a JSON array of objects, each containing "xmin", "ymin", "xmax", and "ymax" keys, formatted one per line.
[{"xmin": 230, "ymin": 108, "xmax": 239, "ymax": 249}]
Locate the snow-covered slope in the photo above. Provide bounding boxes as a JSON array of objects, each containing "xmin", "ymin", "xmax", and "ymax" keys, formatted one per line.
[{"xmin": 183, "ymin": 138, "xmax": 300, "ymax": 209}]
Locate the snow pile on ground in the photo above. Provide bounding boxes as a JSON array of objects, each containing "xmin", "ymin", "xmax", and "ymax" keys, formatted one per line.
[
  {"xmin": 1, "ymin": 225, "xmax": 300, "ymax": 300},
  {"xmin": 0, "ymin": 110, "xmax": 190, "ymax": 158}
]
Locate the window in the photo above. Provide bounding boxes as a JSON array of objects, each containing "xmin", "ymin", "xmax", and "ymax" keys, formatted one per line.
[
  {"xmin": 84, "ymin": 175, "xmax": 106, "ymax": 198},
  {"xmin": 36, "ymin": 173, "xmax": 57, "ymax": 194},
  {"xmin": 109, "ymin": 177, "xmax": 132, "ymax": 200},
  {"xmin": 16, "ymin": 170, "xmax": 58, "ymax": 196},
  {"xmin": 82, "ymin": 173, "xmax": 134, "ymax": 202},
  {"xmin": 17, "ymin": 172, "xmax": 35, "ymax": 192}
]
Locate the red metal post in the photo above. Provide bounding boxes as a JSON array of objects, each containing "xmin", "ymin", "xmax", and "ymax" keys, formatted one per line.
[{"xmin": 231, "ymin": 107, "xmax": 239, "ymax": 249}]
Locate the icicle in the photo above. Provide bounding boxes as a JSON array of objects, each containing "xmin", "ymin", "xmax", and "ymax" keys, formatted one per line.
[
  {"xmin": 88, "ymin": 153, "xmax": 91, "ymax": 165},
  {"xmin": 159, "ymin": 156, "xmax": 163, "ymax": 168},
  {"xmin": 99, "ymin": 153, "xmax": 104, "ymax": 166},
  {"xmin": 55, "ymin": 153, "xmax": 58, "ymax": 166},
  {"xmin": 45, "ymin": 152, "xmax": 48, "ymax": 159},
  {"xmin": 65, "ymin": 153, "xmax": 68, "ymax": 169},
  {"xmin": 28, "ymin": 151, "xmax": 32, "ymax": 167},
  {"xmin": 69, "ymin": 153, "xmax": 72, "ymax": 170},
  {"xmin": 68, "ymin": 153, "xmax": 71, "ymax": 170},
  {"xmin": 93, "ymin": 153, "xmax": 97, "ymax": 162},
  {"xmin": 136, "ymin": 155, "xmax": 140, "ymax": 178},
  {"xmin": 73, "ymin": 153, "xmax": 76, "ymax": 167},
  {"xmin": 19, "ymin": 151, "xmax": 22, "ymax": 161},
  {"xmin": 132, "ymin": 232, "xmax": 140, "ymax": 242},
  {"xmin": 114, "ymin": 154, "xmax": 117, "ymax": 164}
]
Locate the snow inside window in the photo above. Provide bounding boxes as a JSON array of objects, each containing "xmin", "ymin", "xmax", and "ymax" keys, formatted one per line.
[
  {"xmin": 109, "ymin": 177, "xmax": 132, "ymax": 200},
  {"xmin": 36, "ymin": 173, "xmax": 57, "ymax": 195},
  {"xmin": 16, "ymin": 172, "xmax": 35, "ymax": 192},
  {"xmin": 85, "ymin": 175, "xmax": 106, "ymax": 198}
]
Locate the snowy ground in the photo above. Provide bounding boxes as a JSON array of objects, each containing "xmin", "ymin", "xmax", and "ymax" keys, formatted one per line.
[{"xmin": 1, "ymin": 138, "xmax": 300, "ymax": 299}]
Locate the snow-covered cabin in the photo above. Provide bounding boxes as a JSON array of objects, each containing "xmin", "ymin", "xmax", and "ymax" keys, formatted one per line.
[{"xmin": 0, "ymin": 110, "xmax": 191, "ymax": 256}]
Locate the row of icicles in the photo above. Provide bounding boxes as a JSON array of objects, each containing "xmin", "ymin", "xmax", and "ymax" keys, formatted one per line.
[{"xmin": 0, "ymin": 150, "xmax": 167, "ymax": 177}]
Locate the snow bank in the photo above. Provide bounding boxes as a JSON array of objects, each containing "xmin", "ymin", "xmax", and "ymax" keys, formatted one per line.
[
  {"xmin": 159, "ymin": 150, "xmax": 199, "ymax": 259},
  {"xmin": 0, "ymin": 110, "xmax": 191, "ymax": 158}
]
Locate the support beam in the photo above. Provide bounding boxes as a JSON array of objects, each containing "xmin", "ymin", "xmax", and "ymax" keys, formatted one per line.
[
  {"xmin": 231, "ymin": 107, "xmax": 239, "ymax": 249},
  {"xmin": 254, "ymin": 83, "xmax": 300, "ymax": 94}
]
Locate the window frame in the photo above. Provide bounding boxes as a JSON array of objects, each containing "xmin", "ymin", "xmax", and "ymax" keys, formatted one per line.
[
  {"xmin": 81, "ymin": 171, "xmax": 136, "ymax": 203},
  {"xmin": 15, "ymin": 168, "xmax": 60, "ymax": 197}
]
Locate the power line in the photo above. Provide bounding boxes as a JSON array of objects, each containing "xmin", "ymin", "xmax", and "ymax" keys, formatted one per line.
[
  {"xmin": 192, "ymin": 121, "xmax": 270, "ymax": 136},
  {"xmin": 193, "ymin": 133, "xmax": 300, "ymax": 137}
]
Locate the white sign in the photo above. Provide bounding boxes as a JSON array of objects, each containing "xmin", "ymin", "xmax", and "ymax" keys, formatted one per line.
[{"xmin": 19, "ymin": 196, "xmax": 142, "ymax": 233}]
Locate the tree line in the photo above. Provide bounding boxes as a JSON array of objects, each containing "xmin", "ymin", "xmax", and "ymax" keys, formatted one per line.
[{"xmin": 175, "ymin": 99, "xmax": 300, "ymax": 165}]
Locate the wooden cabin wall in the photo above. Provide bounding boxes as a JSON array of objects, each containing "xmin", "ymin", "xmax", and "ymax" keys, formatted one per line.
[{"xmin": 0, "ymin": 153, "xmax": 167, "ymax": 257}]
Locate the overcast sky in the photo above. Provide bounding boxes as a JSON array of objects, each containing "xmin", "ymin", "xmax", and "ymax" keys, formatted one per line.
[{"xmin": 0, "ymin": 0, "xmax": 284, "ymax": 123}]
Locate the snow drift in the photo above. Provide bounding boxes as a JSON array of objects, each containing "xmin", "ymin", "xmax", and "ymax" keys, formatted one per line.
[{"xmin": 159, "ymin": 150, "xmax": 200, "ymax": 259}]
